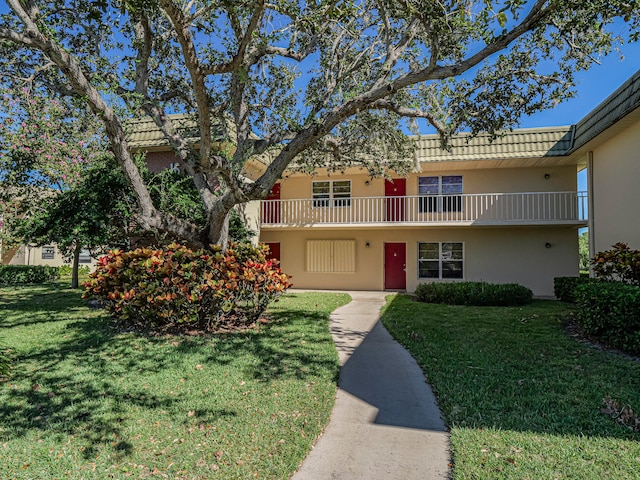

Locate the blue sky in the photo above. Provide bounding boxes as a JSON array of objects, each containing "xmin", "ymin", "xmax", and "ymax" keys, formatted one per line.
[{"xmin": 519, "ymin": 41, "xmax": 640, "ymax": 128}]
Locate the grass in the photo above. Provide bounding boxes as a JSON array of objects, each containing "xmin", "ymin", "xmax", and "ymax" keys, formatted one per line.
[
  {"xmin": 0, "ymin": 284, "xmax": 350, "ymax": 479},
  {"xmin": 381, "ymin": 295, "xmax": 640, "ymax": 479}
]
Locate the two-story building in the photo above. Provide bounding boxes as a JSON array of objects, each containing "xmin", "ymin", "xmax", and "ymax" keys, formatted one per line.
[{"xmin": 258, "ymin": 128, "xmax": 586, "ymax": 296}]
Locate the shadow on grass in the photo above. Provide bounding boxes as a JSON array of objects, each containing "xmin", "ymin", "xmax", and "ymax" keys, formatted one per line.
[
  {"xmin": 380, "ymin": 294, "xmax": 640, "ymax": 441},
  {"xmin": 0, "ymin": 288, "xmax": 339, "ymax": 458}
]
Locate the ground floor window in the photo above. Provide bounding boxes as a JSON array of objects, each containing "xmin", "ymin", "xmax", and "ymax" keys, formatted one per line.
[
  {"xmin": 418, "ymin": 242, "xmax": 463, "ymax": 279},
  {"xmin": 41, "ymin": 246, "xmax": 55, "ymax": 260},
  {"xmin": 79, "ymin": 249, "xmax": 92, "ymax": 264},
  {"xmin": 306, "ymin": 239, "xmax": 355, "ymax": 273}
]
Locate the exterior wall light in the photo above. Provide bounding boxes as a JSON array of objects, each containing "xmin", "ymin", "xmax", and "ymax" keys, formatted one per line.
[
  {"xmin": 365, "ymin": 242, "xmax": 371, "ymax": 248},
  {"xmin": 544, "ymin": 173, "xmax": 551, "ymax": 179},
  {"xmin": 545, "ymin": 242, "xmax": 552, "ymax": 248}
]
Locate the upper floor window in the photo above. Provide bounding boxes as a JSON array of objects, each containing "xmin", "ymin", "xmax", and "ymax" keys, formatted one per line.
[
  {"xmin": 312, "ymin": 180, "xmax": 351, "ymax": 207},
  {"xmin": 418, "ymin": 175, "xmax": 463, "ymax": 212}
]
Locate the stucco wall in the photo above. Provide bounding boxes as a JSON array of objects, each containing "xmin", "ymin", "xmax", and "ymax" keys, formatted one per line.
[
  {"xmin": 591, "ymin": 119, "xmax": 640, "ymax": 251},
  {"xmin": 278, "ymin": 165, "xmax": 577, "ymax": 199},
  {"xmin": 260, "ymin": 226, "xmax": 578, "ymax": 296}
]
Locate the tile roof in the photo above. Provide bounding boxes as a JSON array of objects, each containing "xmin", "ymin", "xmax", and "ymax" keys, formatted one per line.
[
  {"xmin": 413, "ymin": 126, "xmax": 573, "ymax": 162},
  {"xmin": 126, "ymin": 113, "xmax": 225, "ymax": 149}
]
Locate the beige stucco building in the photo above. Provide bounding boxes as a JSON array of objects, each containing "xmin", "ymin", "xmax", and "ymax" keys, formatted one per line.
[{"xmin": 5, "ymin": 71, "xmax": 639, "ymax": 296}]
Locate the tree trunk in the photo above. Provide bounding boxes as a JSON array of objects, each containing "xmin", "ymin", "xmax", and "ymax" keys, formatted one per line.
[
  {"xmin": 208, "ymin": 211, "xmax": 230, "ymax": 250},
  {"xmin": 71, "ymin": 241, "xmax": 81, "ymax": 289}
]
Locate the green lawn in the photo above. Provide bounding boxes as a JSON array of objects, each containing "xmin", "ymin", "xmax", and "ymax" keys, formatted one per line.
[
  {"xmin": 381, "ymin": 295, "xmax": 640, "ymax": 479},
  {"xmin": 0, "ymin": 285, "xmax": 350, "ymax": 479}
]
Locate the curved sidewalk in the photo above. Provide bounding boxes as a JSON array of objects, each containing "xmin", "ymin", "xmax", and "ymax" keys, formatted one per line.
[{"xmin": 292, "ymin": 291, "xmax": 450, "ymax": 480}]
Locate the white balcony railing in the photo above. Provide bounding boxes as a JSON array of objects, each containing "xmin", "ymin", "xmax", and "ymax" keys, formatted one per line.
[{"xmin": 261, "ymin": 191, "xmax": 588, "ymax": 226}]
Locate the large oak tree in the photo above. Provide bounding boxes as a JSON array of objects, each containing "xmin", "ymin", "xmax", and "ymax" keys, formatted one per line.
[{"xmin": 1, "ymin": 0, "xmax": 638, "ymax": 248}]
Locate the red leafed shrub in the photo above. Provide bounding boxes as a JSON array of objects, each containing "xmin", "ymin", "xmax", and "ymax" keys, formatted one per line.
[
  {"xmin": 592, "ymin": 242, "xmax": 640, "ymax": 286},
  {"xmin": 82, "ymin": 243, "xmax": 292, "ymax": 332}
]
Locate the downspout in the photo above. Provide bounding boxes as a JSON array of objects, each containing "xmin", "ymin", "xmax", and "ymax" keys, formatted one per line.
[{"xmin": 587, "ymin": 151, "xmax": 595, "ymax": 277}]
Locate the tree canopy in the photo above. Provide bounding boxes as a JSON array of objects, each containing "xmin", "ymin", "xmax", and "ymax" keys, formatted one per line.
[{"xmin": 1, "ymin": 0, "xmax": 638, "ymax": 247}]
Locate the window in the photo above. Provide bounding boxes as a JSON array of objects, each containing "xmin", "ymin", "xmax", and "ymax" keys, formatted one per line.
[
  {"xmin": 41, "ymin": 246, "xmax": 55, "ymax": 260},
  {"xmin": 306, "ymin": 239, "xmax": 356, "ymax": 273},
  {"xmin": 79, "ymin": 249, "xmax": 92, "ymax": 264},
  {"xmin": 418, "ymin": 175, "xmax": 463, "ymax": 212},
  {"xmin": 312, "ymin": 180, "xmax": 351, "ymax": 207},
  {"xmin": 418, "ymin": 242, "xmax": 463, "ymax": 279}
]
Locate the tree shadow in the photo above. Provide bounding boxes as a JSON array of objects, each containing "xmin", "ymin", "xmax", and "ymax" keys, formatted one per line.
[
  {"xmin": 0, "ymin": 288, "xmax": 340, "ymax": 460},
  {"xmin": 379, "ymin": 294, "xmax": 640, "ymax": 441}
]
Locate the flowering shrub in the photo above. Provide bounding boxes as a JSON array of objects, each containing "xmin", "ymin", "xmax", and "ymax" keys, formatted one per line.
[
  {"xmin": 82, "ymin": 243, "xmax": 292, "ymax": 332},
  {"xmin": 592, "ymin": 242, "xmax": 640, "ymax": 286}
]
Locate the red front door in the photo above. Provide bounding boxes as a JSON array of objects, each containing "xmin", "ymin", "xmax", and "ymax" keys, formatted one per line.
[
  {"xmin": 385, "ymin": 179, "xmax": 406, "ymax": 222},
  {"xmin": 262, "ymin": 183, "xmax": 281, "ymax": 224},
  {"xmin": 384, "ymin": 243, "xmax": 406, "ymax": 290}
]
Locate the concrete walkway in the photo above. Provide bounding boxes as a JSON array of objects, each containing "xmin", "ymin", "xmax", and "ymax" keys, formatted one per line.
[{"xmin": 291, "ymin": 291, "xmax": 450, "ymax": 480}]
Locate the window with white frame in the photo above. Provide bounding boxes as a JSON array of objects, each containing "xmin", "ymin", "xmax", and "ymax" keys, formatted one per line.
[
  {"xmin": 312, "ymin": 180, "xmax": 351, "ymax": 207},
  {"xmin": 418, "ymin": 175, "xmax": 463, "ymax": 212},
  {"xmin": 418, "ymin": 242, "xmax": 463, "ymax": 279},
  {"xmin": 41, "ymin": 246, "xmax": 55, "ymax": 260}
]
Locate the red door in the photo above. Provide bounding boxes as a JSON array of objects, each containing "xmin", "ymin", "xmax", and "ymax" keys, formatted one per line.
[
  {"xmin": 384, "ymin": 243, "xmax": 406, "ymax": 290},
  {"xmin": 262, "ymin": 183, "xmax": 281, "ymax": 224},
  {"xmin": 385, "ymin": 179, "xmax": 406, "ymax": 222},
  {"xmin": 264, "ymin": 242, "xmax": 281, "ymax": 263}
]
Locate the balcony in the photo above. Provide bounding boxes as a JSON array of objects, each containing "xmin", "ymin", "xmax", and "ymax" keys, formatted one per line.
[{"xmin": 260, "ymin": 191, "xmax": 588, "ymax": 228}]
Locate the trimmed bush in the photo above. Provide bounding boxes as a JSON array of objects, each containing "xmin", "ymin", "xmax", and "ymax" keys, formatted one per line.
[
  {"xmin": 574, "ymin": 282, "xmax": 640, "ymax": 355},
  {"xmin": 414, "ymin": 281, "xmax": 533, "ymax": 306},
  {"xmin": 58, "ymin": 265, "xmax": 91, "ymax": 277},
  {"xmin": 592, "ymin": 242, "xmax": 640, "ymax": 286},
  {"xmin": 553, "ymin": 276, "xmax": 602, "ymax": 302},
  {"xmin": 82, "ymin": 243, "xmax": 292, "ymax": 332},
  {"xmin": 0, "ymin": 265, "xmax": 59, "ymax": 285}
]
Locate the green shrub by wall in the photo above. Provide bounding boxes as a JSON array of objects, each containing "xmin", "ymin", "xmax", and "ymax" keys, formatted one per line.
[
  {"xmin": 0, "ymin": 265, "xmax": 60, "ymax": 285},
  {"xmin": 574, "ymin": 282, "xmax": 640, "ymax": 355},
  {"xmin": 553, "ymin": 276, "xmax": 602, "ymax": 302},
  {"xmin": 415, "ymin": 281, "xmax": 533, "ymax": 306}
]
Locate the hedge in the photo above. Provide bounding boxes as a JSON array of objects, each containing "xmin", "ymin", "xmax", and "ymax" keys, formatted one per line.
[
  {"xmin": 553, "ymin": 276, "xmax": 603, "ymax": 302},
  {"xmin": 574, "ymin": 282, "xmax": 640, "ymax": 355},
  {"xmin": 0, "ymin": 265, "xmax": 60, "ymax": 285},
  {"xmin": 415, "ymin": 281, "xmax": 533, "ymax": 306}
]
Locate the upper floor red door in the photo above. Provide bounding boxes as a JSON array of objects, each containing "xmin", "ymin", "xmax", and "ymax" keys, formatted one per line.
[
  {"xmin": 385, "ymin": 179, "xmax": 406, "ymax": 222},
  {"xmin": 262, "ymin": 183, "xmax": 281, "ymax": 224}
]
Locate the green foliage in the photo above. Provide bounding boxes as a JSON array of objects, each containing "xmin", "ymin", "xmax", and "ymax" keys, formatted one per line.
[
  {"xmin": 414, "ymin": 281, "xmax": 533, "ymax": 306},
  {"xmin": 575, "ymin": 282, "xmax": 640, "ymax": 355},
  {"xmin": 553, "ymin": 276, "xmax": 603, "ymax": 302},
  {"xmin": 579, "ymin": 231, "xmax": 589, "ymax": 271},
  {"xmin": 592, "ymin": 242, "xmax": 640, "ymax": 286},
  {"xmin": 2, "ymin": 1, "xmax": 638, "ymax": 246},
  {"xmin": 0, "ymin": 265, "xmax": 59, "ymax": 285},
  {"xmin": 83, "ymin": 243, "xmax": 292, "ymax": 332},
  {"xmin": 57, "ymin": 265, "xmax": 91, "ymax": 277}
]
